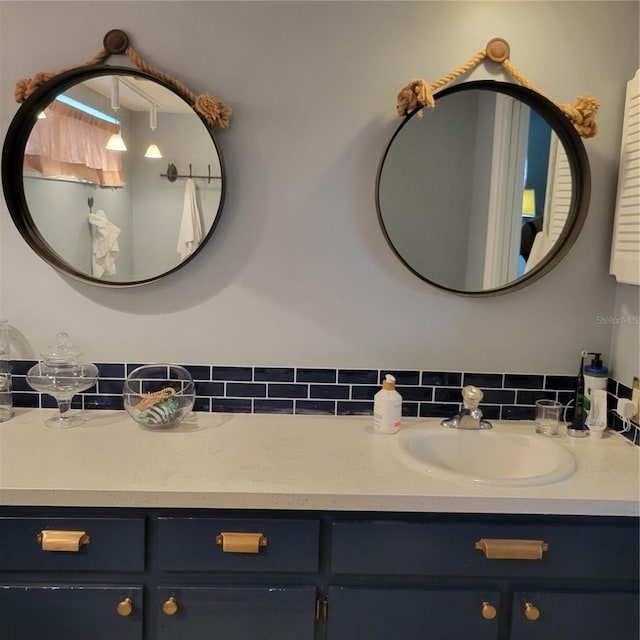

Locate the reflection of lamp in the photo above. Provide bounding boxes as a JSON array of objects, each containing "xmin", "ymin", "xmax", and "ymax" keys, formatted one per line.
[
  {"xmin": 37, "ymin": 111, "xmax": 47, "ymax": 120},
  {"xmin": 106, "ymin": 130, "xmax": 127, "ymax": 151},
  {"xmin": 105, "ymin": 77, "xmax": 127, "ymax": 152},
  {"xmin": 144, "ymin": 144, "xmax": 162, "ymax": 159},
  {"xmin": 522, "ymin": 189, "xmax": 536, "ymax": 217},
  {"xmin": 144, "ymin": 103, "xmax": 163, "ymax": 159}
]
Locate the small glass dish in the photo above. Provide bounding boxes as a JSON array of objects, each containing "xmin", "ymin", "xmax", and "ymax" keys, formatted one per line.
[{"xmin": 124, "ymin": 364, "xmax": 195, "ymax": 429}]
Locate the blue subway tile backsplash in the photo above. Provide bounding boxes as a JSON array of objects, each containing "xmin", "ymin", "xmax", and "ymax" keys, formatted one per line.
[
  {"xmin": 504, "ymin": 374, "xmax": 544, "ymax": 389},
  {"xmin": 463, "ymin": 373, "xmax": 504, "ymax": 388},
  {"xmin": 255, "ymin": 367, "xmax": 295, "ymax": 382},
  {"xmin": 296, "ymin": 368, "xmax": 337, "ymax": 383},
  {"xmin": 421, "ymin": 371, "xmax": 461, "ymax": 386},
  {"xmin": 338, "ymin": 369, "xmax": 378, "ymax": 384},
  {"xmin": 7, "ymin": 361, "xmax": 639, "ymax": 444},
  {"xmin": 213, "ymin": 366, "xmax": 252, "ymax": 381}
]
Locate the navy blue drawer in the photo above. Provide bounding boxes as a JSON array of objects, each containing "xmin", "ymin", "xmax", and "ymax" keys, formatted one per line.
[
  {"xmin": 0, "ymin": 517, "xmax": 145, "ymax": 571},
  {"xmin": 331, "ymin": 520, "xmax": 639, "ymax": 580},
  {"xmin": 156, "ymin": 517, "xmax": 319, "ymax": 572}
]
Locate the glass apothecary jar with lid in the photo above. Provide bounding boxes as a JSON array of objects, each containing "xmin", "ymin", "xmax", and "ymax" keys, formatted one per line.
[{"xmin": 26, "ymin": 332, "xmax": 98, "ymax": 427}]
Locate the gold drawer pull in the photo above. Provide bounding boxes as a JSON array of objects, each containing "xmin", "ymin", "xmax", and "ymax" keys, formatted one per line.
[
  {"xmin": 524, "ymin": 602, "xmax": 540, "ymax": 621},
  {"xmin": 215, "ymin": 531, "xmax": 268, "ymax": 553},
  {"xmin": 117, "ymin": 597, "xmax": 133, "ymax": 617},
  {"xmin": 163, "ymin": 597, "xmax": 179, "ymax": 616},
  {"xmin": 37, "ymin": 530, "xmax": 91, "ymax": 552},
  {"xmin": 475, "ymin": 538, "xmax": 548, "ymax": 560},
  {"xmin": 481, "ymin": 601, "xmax": 497, "ymax": 620}
]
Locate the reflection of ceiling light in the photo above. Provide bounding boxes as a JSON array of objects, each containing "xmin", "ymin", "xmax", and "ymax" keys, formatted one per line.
[
  {"xmin": 117, "ymin": 78, "xmax": 164, "ymax": 158},
  {"xmin": 37, "ymin": 111, "xmax": 47, "ymax": 119},
  {"xmin": 106, "ymin": 131, "xmax": 127, "ymax": 151},
  {"xmin": 106, "ymin": 77, "xmax": 127, "ymax": 152},
  {"xmin": 144, "ymin": 103, "xmax": 162, "ymax": 158},
  {"xmin": 144, "ymin": 144, "xmax": 162, "ymax": 158}
]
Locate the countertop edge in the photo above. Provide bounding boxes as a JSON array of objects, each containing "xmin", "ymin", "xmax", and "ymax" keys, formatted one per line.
[{"xmin": 1, "ymin": 489, "xmax": 638, "ymax": 517}]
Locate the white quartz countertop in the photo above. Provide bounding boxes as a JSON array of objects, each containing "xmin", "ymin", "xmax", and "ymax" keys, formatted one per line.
[{"xmin": 0, "ymin": 409, "xmax": 638, "ymax": 516}]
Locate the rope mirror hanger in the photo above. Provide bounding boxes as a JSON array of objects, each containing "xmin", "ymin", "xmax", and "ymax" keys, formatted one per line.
[
  {"xmin": 14, "ymin": 29, "xmax": 232, "ymax": 130},
  {"xmin": 396, "ymin": 37, "xmax": 599, "ymax": 138}
]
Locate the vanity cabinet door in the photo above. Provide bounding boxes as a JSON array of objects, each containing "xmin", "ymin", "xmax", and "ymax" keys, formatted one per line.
[
  {"xmin": 0, "ymin": 585, "xmax": 143, "ymax": 640},
  {"xmin": 156, "ymin": 586, "xmax": 317, "ymax": 640},
  {"xmin": 326, "ymin": 587, "xmax": 500, "ymax": 640},
  {"xmin": 510, "ymin": 590, "xmax": 639, "ymax": 640}
]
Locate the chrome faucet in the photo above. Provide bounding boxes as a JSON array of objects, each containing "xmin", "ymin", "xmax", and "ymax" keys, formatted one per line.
[{"xmin": 441, "ymin": 385, "xmax": 493, "ymax": 430}]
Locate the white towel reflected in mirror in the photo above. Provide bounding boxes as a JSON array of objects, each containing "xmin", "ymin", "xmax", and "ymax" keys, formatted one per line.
[
  {"xmin": 177, "ymin": 178, "xmax": 203, "ymax": 261},
  {"xmin": 88, "ymin": 209, "xmax": 121, "ymax": 278}
]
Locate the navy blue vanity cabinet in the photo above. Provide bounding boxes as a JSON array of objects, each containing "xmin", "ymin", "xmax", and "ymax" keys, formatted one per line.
[
  {"xmin": 1, "ymin": 509, "xmax": 637, "ymax": 639},
  {"xmin": 0, "ymin": 515, "xmax": 145, "ymax": 639},
  {"xmin": 328, "ymin": 517, "xmax": 639, "ymax": 640},
  {"xmin": 153, "ymin": 516, "xmax": 320, "ymax": 639}
]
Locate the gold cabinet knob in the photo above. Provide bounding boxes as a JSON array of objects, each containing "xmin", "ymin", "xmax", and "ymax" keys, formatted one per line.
[
  {"xmin": 524, "ymin": 602, "xmax": 540, "ymax": 621},
  {"xmin": 162, "ymin": 597, "xmax": 179, "ymax": 616},
  {"xmin": 481, "ymin": 601, "xmax": 497, "ymax": 620},
  {"xmin": 116, "ymin": 597, "xmax": 133, "ymax": 617}
]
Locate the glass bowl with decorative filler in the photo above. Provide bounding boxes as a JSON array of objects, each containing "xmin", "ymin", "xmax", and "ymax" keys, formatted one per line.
[{"xmin": 124, "ymin": 364, "xmax": 195, "ymax": 429}]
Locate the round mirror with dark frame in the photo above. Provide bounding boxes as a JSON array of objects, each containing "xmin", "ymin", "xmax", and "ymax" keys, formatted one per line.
[
  {"xmin": 376, "ymin": 80, "xmax": 590, "ymax": 296},
  {"xmin": 2, "ymin": 65, "xmax": 226, "ymax": 287}
]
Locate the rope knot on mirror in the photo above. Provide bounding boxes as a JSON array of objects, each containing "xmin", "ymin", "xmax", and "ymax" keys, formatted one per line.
[
  {"xmin": 13, "ymin": 29, "xmax": 232, "ymax": 129},
  {"xmin": 14, "ymin": 48, "xmax": 109, "ymax": 103},
  {"xmin": 396, "ymin": 37, "xmax": 599, "ymax": 138}
]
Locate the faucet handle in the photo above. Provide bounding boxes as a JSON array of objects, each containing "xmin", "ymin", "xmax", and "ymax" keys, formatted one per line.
[{"xmin": 462, "ymin": 385, "xmax": 484, "ymax": 409}]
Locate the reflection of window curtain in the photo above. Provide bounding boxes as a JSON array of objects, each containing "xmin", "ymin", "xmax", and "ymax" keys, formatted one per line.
[{"xmin": 24, "ymin": 100, "xmax": 126, "ymax": 187}]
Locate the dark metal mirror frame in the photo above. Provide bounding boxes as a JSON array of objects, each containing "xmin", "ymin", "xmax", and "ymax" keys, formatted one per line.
[
  {"xmin": 375, "ymin": 80, "xmax": 591, "ymax": 297},
  {"xmin": 1, "ymin": 65, "xmax": 226, "ymax": 288}
]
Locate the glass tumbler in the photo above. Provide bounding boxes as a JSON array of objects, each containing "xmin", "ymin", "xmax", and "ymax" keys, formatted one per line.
[{"xmin": 535, "ymin": 399, "xmax": 562, "ymax": 436}]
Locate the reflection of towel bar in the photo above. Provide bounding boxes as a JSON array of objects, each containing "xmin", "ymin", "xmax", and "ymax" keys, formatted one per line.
[{"xmin": 160, "ymin": 163, "xmax": 221, "ymax": 184}]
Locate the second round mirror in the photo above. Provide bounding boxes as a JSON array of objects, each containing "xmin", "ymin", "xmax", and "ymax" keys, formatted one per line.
[{"xmin": 377, "ymin": 81, "xmax": 590, "ymax": 296}]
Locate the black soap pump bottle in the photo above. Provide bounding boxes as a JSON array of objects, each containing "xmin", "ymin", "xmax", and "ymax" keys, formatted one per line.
[{"xmin": 567, "ymin": 350, "xmax": 588, "ymax": 437}]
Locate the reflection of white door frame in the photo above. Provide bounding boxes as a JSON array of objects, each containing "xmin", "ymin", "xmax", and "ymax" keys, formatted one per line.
[{"xmin": 483, "ymin": 96, "xmax": 530, "ymax": 289}]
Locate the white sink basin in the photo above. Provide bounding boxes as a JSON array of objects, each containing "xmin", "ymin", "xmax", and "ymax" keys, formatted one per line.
[{"xmin": 395, "ymin": 426, "xmax": 577, "ymax": 487}]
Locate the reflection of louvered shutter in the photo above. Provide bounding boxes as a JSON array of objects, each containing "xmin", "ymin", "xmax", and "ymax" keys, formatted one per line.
[
  {"xmin": 543, "ymin": 133, "xmax": 571, "ymax": 244},
  {"xmin": 610, "ymin": 69, "xmax": 640, "ymax": 285}
]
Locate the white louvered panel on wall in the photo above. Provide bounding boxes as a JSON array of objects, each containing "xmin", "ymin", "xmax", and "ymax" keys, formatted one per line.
[
  {"xmin": 544, "ymin": 134, "xmax": 572, "ymax": 244},
  {"xmin": 610, "ymin": 69, "xmax": 640, "ymax": 285}
]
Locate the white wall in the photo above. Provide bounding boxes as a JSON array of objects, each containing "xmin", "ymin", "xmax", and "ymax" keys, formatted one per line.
[{"xmin": 0, "ymin": 1, "xmax": 638, "ymax": 379}]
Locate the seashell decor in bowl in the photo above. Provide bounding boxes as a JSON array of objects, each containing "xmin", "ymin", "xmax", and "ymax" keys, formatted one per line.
[{"xmin": 124, "ymin": 364, "xmax": 195, "ymax": 429}]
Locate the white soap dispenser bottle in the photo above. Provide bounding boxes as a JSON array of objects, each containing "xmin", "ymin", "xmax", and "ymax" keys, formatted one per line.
[{"xmin": 373, "ymin": 374, "xmax": 402, "ymax": 434}]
